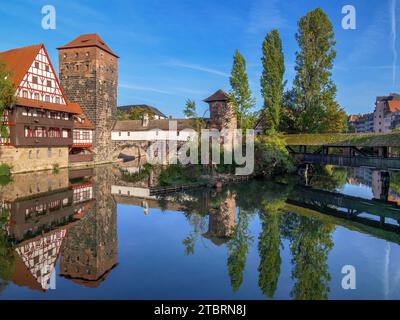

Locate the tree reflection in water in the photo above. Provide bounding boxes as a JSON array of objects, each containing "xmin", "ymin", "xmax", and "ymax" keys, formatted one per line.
[{"xmin": 167, "ymin": 176, "xmax": 336, "ymax": 299}]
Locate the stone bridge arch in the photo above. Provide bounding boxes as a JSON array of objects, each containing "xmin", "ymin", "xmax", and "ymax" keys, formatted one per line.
[{"xmin": 111, "ymin": 141, "xmax": 151, "ymax": 164}]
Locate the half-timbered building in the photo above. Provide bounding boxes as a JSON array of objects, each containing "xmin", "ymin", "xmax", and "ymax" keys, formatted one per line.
[{"xmin": 0, "ymin": 44, "xmax": 93, "ymax": 172}]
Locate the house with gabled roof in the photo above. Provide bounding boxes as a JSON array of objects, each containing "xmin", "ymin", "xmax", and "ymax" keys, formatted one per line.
[{"xmin": 0, "ymin": 43, "xmax": 94, "ymax": 172}]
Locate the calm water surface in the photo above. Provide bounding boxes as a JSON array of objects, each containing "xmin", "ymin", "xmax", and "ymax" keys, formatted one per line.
[{"xmin": 0, "ymin": 165, "xmax": 400, "ymax": 300}]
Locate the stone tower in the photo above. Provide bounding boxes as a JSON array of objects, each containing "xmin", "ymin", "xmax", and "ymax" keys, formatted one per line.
[
  {"xmin": 204, "ymin": 89, "xmax": 237, "ymax": 131},
  {"xmin": 58, "ymin": 34, "xmax": 118, "ymax": 163}
]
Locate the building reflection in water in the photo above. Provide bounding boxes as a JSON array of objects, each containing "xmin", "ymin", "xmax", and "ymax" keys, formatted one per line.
[
  {"xmin": 60, "ymin": 166, "xmax": 118, "ymax": 288},
  {"xmin": 202, "ymin": 190, "xmax": 236, "ymax": 246},
  {"xmin": 0, "ymin": 166, "xmax": 118, "ymax": 291},
  {"xmin": 0, "ymin": 164, "xmax": 400, "ymax": 298}
]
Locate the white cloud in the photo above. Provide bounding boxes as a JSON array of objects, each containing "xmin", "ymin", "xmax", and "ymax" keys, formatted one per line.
[{"xmin": 164, "ymin": 59, "xmax": 229, "ymax": 77}]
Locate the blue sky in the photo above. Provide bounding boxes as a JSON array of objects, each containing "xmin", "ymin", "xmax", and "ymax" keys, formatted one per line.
[{"xmin": 0, "ymin": 0, "xmax": 398, "ymax": 117}]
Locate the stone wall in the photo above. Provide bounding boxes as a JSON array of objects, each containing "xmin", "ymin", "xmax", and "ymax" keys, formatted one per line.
[
  {"xmin": 58, "ymin": 46, "xmax": 118, "ymax": 163},
  {"xmin": 0, "ymin": 168, "xmax": 69, "ymax": 202},
  {"xmin": 209, "ymin": 101, "xmax": 237, "ymax": 132},
  {"xmin": 0, "ymin": 146, "xmax": 69, "ymax": 174},
  {"xmin": 59, "ymin": 165, "xmax": 118, "ymax": 286}
]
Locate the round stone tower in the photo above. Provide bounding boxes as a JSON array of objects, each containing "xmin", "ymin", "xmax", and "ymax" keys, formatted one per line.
[{"xmin": 57, "ymin": 34, "xmax": 118, "ymax": 163}]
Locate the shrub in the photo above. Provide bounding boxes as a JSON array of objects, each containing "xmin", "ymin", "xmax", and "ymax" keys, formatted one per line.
[
  {"xmin": 0, "ymin": 164, "xmax": 10, "ymax": 177},
  {"xmin": 121, "ymin": 163, "xmax": 153, "ymax": 182},
  {"xmin": 158, "ymin": 163, "xmax": 202, "ymax": 186},
  {"xmin": 254, "ymin": 135, "xmax": 295, "ymax": 178}
]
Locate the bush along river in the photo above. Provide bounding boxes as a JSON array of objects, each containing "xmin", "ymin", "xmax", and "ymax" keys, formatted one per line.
[{"xmin": 0, "ymin": 164, "xmax": 400, "ymax": 299}]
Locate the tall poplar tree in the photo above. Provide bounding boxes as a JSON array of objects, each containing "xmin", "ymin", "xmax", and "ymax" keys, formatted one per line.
[
  {"xmin": 261, "ymin": 29, "xmax": 285, "ymax": 134},
  {"xmin": 229, "ymin": 50, "xmax": 256, "ymax": 129},
  {"xmin": 293, "ymin": 8, "xmax": 339, "ymax": 133}
]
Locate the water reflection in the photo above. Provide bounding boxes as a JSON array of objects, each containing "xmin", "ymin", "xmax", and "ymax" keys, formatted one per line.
[{"xmin": 0, "ymin": 165, "xmax": 399, "ymax": 299}]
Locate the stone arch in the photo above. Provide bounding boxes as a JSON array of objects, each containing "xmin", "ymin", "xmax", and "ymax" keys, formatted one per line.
[{"xmin": 111, "ymin": 141, "xmax": 151, "ymax": 164}]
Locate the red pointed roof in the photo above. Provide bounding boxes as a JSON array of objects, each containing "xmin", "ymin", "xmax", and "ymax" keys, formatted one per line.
[
  {"xmin": 0, "ymin": 44, "xmax": 42, "ymax": 87},
  {"xmin": 203, "ymin": 89, "xmax": 230, "ymax": 102},
  {"xmin": 57, "ymin": 33, "xmax": 118, "ymax": 58},
  {"xmin": 0, "ymin": 43, "xmax": 86, "ymax": 114}
]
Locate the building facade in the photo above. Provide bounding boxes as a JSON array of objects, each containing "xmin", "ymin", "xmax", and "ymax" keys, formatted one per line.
[
  {"xmin": 373, "ymin": 93, "xmax": 400, "ymax": 133},
  {"xmin": 348, "ymin": 113, "xmax": 374, "ymax": 133},
  {"xmin": 58, "ymin": 34, "xmax": 118, "ymax": 163},
  {"xmin": 0, "ymin": 44, "xmax": 91, "ymax": 173}
]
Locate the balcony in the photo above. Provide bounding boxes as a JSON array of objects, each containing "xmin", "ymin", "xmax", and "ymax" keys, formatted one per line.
[{"xmin": 69, "ymin": 153, "xmax": 94, "ymax": 163}]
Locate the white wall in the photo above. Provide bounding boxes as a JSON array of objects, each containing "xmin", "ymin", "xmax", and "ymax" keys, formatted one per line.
[{"xmin": 111, "ymin": 129, "xmax": 196, "ymax": 141}]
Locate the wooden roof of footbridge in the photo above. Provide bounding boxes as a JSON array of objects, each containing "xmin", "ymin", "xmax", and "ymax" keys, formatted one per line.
[{"xmin": 282, "ymin": 132, "xmax": 400, "ymax": 148}]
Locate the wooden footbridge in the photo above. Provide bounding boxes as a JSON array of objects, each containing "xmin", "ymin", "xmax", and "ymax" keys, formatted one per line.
[
  {"xmin": 284, "ymin": 183, "xmax": 400, "ymax": 244},
  {"xmin": 283, "ymin": 132, "xmax": 400, "ymax": 170}
]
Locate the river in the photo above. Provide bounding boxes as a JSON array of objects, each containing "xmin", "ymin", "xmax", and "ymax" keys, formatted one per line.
[{"xmin": 0, "ymin": 165, "xmax": 399, "ymax": 299}]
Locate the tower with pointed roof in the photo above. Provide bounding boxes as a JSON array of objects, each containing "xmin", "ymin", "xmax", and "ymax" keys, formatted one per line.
[
  {"xmin": 204, "ymin": 89, "xmax": 237, "ymax": 131},
  {"xmin": 58, "ymin": 34, "xmax": 118, "ymax": 163}
]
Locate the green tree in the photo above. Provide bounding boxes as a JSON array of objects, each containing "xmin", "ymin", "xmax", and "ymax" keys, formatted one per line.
[
  {"xmin": 261, "ymin": 29, "xmax": 285, "ymax": 134},
  {"xmin": 183, "ymin": 99, "xmax": 197, "ymax": 118},
  {"xmin": 293, "ymin": 8, "xmax": 339, "ymax": 133},
  {"xmin": 321, "ymin": 102, "xmax": 348, "ymax": 133},
  {"xmin": 279, "ymin": 89, "xmax": 298, "ymax": 133},
  {"xmin": 183, "ymin": 99, "xmax": 205, "ymax": 131},
  {"xmin": 0, "ymin": 207, "xmax": 14, "ymax": 286},
  {"xmin": 229, "ymin": 50, "xmax": 256, "ymax": 129},
  {"xmin": 288, "ymin": 215, "xmax": 334, "ymax": 300},
  {"xmin": 227, "ymin": 209, "xmax": 253, "ymax": 292},
  {"xmin": 0, "ymin": 60, "xmax": 15, "ymax": 141},
  {"xmin": 258, "ymin": 199, "xmax": 284, "ymax": 298}
]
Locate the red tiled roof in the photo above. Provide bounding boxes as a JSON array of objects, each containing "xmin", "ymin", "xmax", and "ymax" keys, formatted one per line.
[
  {"xmin": 0, "ymin": 43, "xmax": 84, "ymax": 114},
  {"xmin": 73, "ymin": 103, "xmax": 94, "ymax": 130},
  {"xmin": 57, "ymin": 33, "xmax": 118, "ymax": 58},
  {"xmin": 16, "ymin": 97, "xmax": 82, "ymax": 114},
  {"xmin": 388, "ymin": 100, "xmax": 400, "ymax": 112},
  {"xmin": 0, "ymin": 44, "xmax": 42, "ymax": 87}
]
